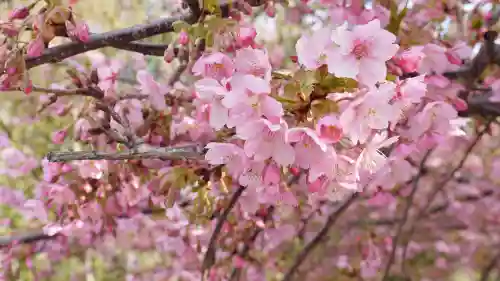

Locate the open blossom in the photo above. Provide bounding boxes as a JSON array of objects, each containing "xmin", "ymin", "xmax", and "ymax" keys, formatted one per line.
[
  {"xmin": 328, "ymin": 19, "xmax": 399, "ymax": 86},
  {"xmin": 316, "ymin": 115, "xmax": 343, "ymax": 143},
  {"xmin": 223, "ymin": 74, "xmax": 283, "ymax": 127},
  {"xmin": 239, "ymin": 161, "xmax": 265, "ymax": 188},
  {"xmin": 234, "ymin": 47, "xmax": 272, "ymax": 81},
  {"xmin": 409, "ymin": 101, "xmax": 458, "ymax": 140},
  {"xmin": 112, "ymin": 99, "xmax": 144, "ymax": 132},
  {"xmin": 192, "ymin": 52, "xmax": 235, "ymax": 81},
  {"xmin": 355, "ymin": 133, "xmax": 399, "ymax": 184},
  {"xmin": 391, "ymin": 75, "xmax": 427, "ymax": 120},
  {"xmin": 287, "ymin": 127, "xmax": 337, "ymax": 181},
  {"xmin": 295, "ymin": 27, "xmax": 337, "ymax": 70},
  {"xmin": 205, "ymin": 143, "xmax": 249, "ymax": 178},
  {"xmin": 137, "ymin": 70, "xmax": 169, "ymax": 111},
  {"xmin": 237, "ymin": 118, "xmax": 295, "ymax": 166},
  {"xmin": 97, "ymin": 59, "xmax": 122, "ymax": 95},
  {"xmin": 415, "ymin": 44, "xmax": 452, "ymax": 74},
  {"xmin": 194, "ymin": 78, "xmax": 230, "ymax": 129},
  {"xmin": 340, "ymin": 83, "xmax": 398, "ymax": 144}
]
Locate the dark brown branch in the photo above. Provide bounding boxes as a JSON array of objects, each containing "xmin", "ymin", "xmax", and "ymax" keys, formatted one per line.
[
  {"xmin": 26, "ymin": 15, "xmax": 193, "ymax": 69},
  {"xmin": 282, "ymin": 192, "xmax": 359, "ymax": 281},
  {"xmin": 202, "ymin": 185, "xmax": 247, "ymax": 277},
  {"xmin": 46, "ymin": 144, "xmax": 204, "ymax": 162}
]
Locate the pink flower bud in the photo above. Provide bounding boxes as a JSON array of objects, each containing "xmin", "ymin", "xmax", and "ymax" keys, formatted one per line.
[
  {"xmin": 23, "ymin": 79, "xmax": 32, "ymax": 95},
  {"xmin": 445, "ymin": 51, "xmax": 462, "ymax": 65},
  {"xmin": 265, "ymin": 3, "xmax": 276, "ymax": 17},
  {"xmin": 1, "ymin": 24, "xmax": 19, "ymax": 37},
  {"xmin": 164, "ymin": 45, "xmax": 175, "ymax": 63},
  {"xmin": 76, "ymin": 22, "xmax": 90, "ymax": 42},
  {"xmin": 66, "ymin": 21, "xmax": 90, "ymax": 42},
  {"xmin": 8, "ymin": 7, "xmax": 30, "ymax": 21},
  {"xmin": 453, "ymin": 98, "xmax": 468, "ymax": 112},
  {"xmin": 52, "ymin": 129, "xmax": 67, "ymax": 144},
  {"xmin": 61, "ymin": 164, "xmax": 73, "ymax": 173},
  {"xmin": 26, "ymin": 36, "xmax": 45, "ymax": 58},
  {"xmin": 178, "ymin": 30, "xmax": 189, "ymax": 45}
]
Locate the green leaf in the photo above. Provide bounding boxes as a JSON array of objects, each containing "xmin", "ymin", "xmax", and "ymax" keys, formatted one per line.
[
  {"xmin": 172, "ymin": 20, "xmax": 191, "ymax": 33},
  {"xmin": 205, "ymin": 31, "xmax": 214, "ymax": 48},
  {"xmin": 386, "ymin": 0, "xmax": 408, "ymax": 35},
  {"xmin": 294, "ymin": 69, "xmax": 317, "ymax": 98},
  {"xmin": 319, "ymin": 74, "xmax": 358, "ymax": 91}
]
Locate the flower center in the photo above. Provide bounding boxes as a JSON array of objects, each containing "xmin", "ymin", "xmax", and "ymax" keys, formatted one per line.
[
  {"xmin": 352, "ymin": 40, "xmax": 369, "ymax": 60},
  {"xmin": 367, "ymin": 108, "xmax": 377, "ymax": 116},
  {"xmin": 321, "ymin": 125, "xmax": 342, "ymax": 141}
]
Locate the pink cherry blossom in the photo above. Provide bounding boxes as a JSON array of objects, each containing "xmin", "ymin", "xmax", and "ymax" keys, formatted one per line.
[
  {"xmin": 223, "ymin": 74, "xmax": 283, "ymax": 127},
  {"xmin": 234, "ymin": 47, "xmax": 272, "ymax": 81},
  {"xmin": 416, "ymin": 44, "xmax": 452, "ymax": 74},
  {"xmin": 237, "ymin": 118, "xmax": 295, "ymax": 166},
  {"xmin": 136, "ymin": 70, "xmax": 169, "ymax": 111},
  {"xmin": 316, "ymin": 115, "xmax": 343, "ymax": 143},
  {"xmin": 339, "ymin": 84, "xmax": 398, "ymax": 144},
  {"xmin": 205, "ymin": 142, "xmax": 249, "ymax": 178},
  {"xmin": 97, "ymin": 59, "xmax": 122, "ymax": 95},
  {"xmin": 328, "ymin": 19, "xmax": 399, "ymax": 86},
  {"xmin": 287, "ymin": 127, "xmax": 337, "ymax": 181},
  {"xmin": 194, "ymin": 78, "xmax": 230, "ymax": 129},
  {"xmin": 355, "ymin": 133, "xmax": 399, "ymax": 183},
  {"xmin": 192, "ymin": 52, "xmax": 235, "ymax": 81},
  {"xmin": 295, "ymin": 27, "xmax": 336, "ymax": 70}
]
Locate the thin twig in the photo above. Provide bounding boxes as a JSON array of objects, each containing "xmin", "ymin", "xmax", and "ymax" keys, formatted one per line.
[
  {"xmin": 399, "ymin": 120, "xmax": 493, "ymax": 275},
  {"xmin": 228, "ymin": 206, "xmax": 275, "ymax": 281},
  {"xmin": 381, "ymin": 150, "xmax": 433, "ymax": 280},
  {"xmin": 46, "ymin": 144, "xmax": 203, "ymax": 162},
  {"xmin": 202, "ymin": 185, "xmax": 247, "ymax": 277},
  {"xmin": 281, "ymin": 192, "xmax": 359, "ymax": 281},
  {"xmin": 479, "ymin": 251, "xmax": 500, "ymax": 281}
]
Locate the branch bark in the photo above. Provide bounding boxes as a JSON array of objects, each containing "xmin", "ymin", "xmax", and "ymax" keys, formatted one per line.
[
  {"xmin": 46, "ymin": 144, "xmax": 204, "ymax": 162},
  {"xmin": 202, "ymin": 185, "xmax": 247, "ymax": 277},
  {"xmin": 281, "ymin": 192, "xmax": 359, "ymax": 281},
  {"xmin": 25, "ymin": 14, "xmax": 193, "ymax": 69}
]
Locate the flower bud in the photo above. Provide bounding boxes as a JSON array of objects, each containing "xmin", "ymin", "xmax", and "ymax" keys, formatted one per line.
[
  {"xmin": 164, "ymin": 45, "xmax": 176, "ymax": 63},
  {"xmin": 8, "ymin": 7, "xmax": 30, "ymax": 21},
  {"xmin": 27, "ymin": 36, "xmax": 45, "ymax": 58},
  {"xmin": 178, "ymin": 30, "xmax": 189, "ymax": 46},
  {"xmin": 52, "ymin": 129, "xmax": 67, "ymax": 144}
]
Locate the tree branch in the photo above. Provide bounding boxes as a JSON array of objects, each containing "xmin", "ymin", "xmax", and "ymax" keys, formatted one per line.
[
  {"xmin": 281, "ymin": 192, "xmax": 359, "ymax": 281},
  {"xmin": 398, "ymin": 120, "xmax": 493, "ymax": 275},
  {"xmin": 46, "ymin": 144, "xmax": 204, "ymax": 162},
  {"xmin": 381, "ymin": 150, "xmax": 433, "ymax": 280},
  {"xmin": 25, "ymin": 14, "xmax": 193, "ymax": 69},
  {"xmin": 479, "ymin": 251, "xmax": 500, "ymax": 281},
  {"xmin": 202, "ymin": 185, "xmax": 247, "ymax": 277}
]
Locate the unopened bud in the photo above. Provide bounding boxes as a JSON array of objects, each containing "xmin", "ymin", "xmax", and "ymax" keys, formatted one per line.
[
  {"xmin": 178, "ymin": 30, "xmax": 189, "ymax": 46},
  {"xmin": 8, "ymin": 7, "xmax": 30, "ymax": 21},
  {"xmin": 26, "ymin": 36, "xmax": 45, "ymax": 58},
  {"xmin": 164, "ymin": 45, "xmax": 176, "ymax": 63}
]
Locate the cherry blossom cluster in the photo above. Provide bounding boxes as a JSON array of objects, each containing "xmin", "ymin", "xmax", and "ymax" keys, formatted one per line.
[{"xmin": 1, "ymin": 0, "xmax": 500, "ymax": 280}]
